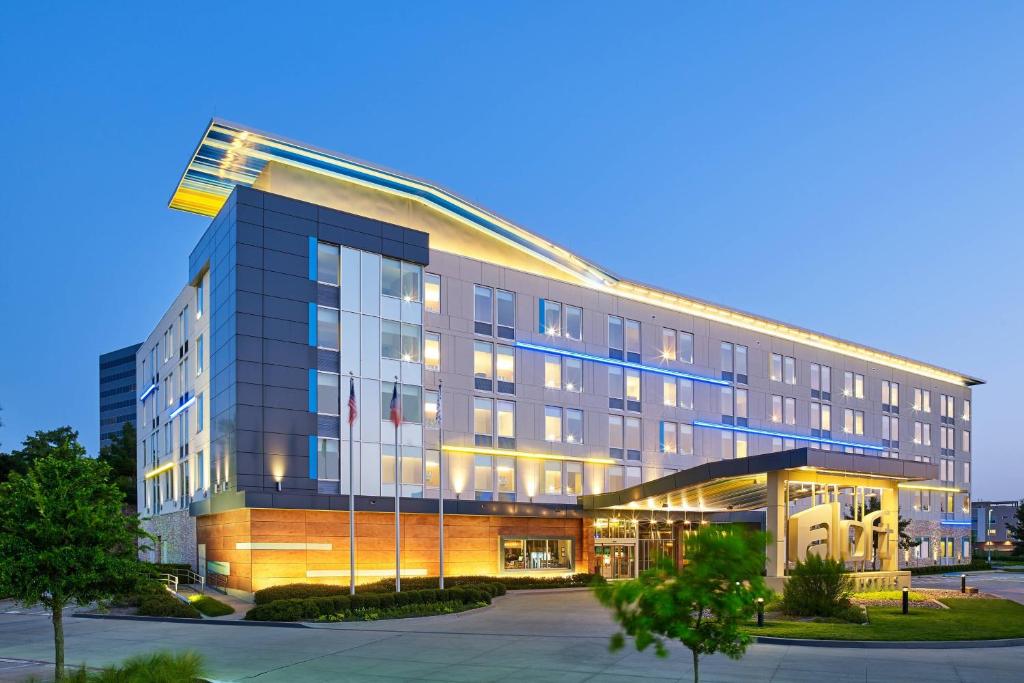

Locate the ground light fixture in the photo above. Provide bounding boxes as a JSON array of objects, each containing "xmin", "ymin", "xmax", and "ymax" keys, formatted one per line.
[
  {"xmin": 756, "ymin": 597, "xmax": 765, "ymax": 627},
  {"xmin": 902, "ymin": 587, "xmax": 909, "ymax": 614},
  {"xmin": 961, "ymin": 574, "xmax": 967, "ymax": 593}
]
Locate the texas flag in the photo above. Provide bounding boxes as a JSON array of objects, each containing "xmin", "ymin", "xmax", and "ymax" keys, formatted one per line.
[{"xmin": 389, "ymin": 383, "xmax": 402, "ymax": 427}]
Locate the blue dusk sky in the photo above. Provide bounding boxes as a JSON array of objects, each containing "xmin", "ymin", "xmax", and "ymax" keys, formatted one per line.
[{"xmin": 0, "ymin": 3, "xmax": 1021, "ymax": 498}]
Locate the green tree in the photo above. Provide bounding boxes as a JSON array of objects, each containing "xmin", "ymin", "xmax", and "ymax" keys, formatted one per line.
[
  {"xmin": 595, "ymin": 526, "xmax": 771, "ymax": 683},
  {"xmin": 0, "ymin": 430, "xmax": 149, "ymax": 681},
  {"xmin": 98, "ymin": 421, "xmax": 137, "ymax": 508},
  {"xmin": 0, "ymin": 426, "xmax": 82, "ymax": 483},
  {"xmin": 1007, "ymin": 500, "xmax": 1024, "ymax": 556}
]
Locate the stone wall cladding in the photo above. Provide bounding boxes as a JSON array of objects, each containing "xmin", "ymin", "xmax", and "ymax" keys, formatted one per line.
[
  {"xmin": 142, "ymin": 509, "xmax": 197, "ymax": 568},
  {"xmin": 901, "ymin": 519, "xmax": 971, "ymax": 567}
]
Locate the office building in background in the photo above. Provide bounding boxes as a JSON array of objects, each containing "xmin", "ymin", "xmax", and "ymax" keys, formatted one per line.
[{"xmin": 99, "ymin": 342, "xmax": 141, "ymax": 449}]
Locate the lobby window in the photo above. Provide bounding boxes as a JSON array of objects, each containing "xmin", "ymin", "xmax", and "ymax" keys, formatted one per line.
[
  {"xmin": 474, "ymin": 285, "xmax": 494, "ymax": 335},
  {"xmin": 425, "ymin": 450, "xmax": 440, "ymax": 487},
  {"xmin": 544, "ymin": 354, "xmax": 561, "ymax": 389},
  {"xmin": 318, "ymin": 243, "xmax": 340, "ymax": 285},
  {"xmin": 882, "ymin": 381, "xmax": 900, "ymax": 413},
  {"xmin": 502, "ymin": 538, "xmax": 572, "ymax": 572},
  {"xmin": 608, "ymin": 316, "xmax": 624, "ymax": 360},
  {"xmin": 318, "ymin": 307, "xmax": 340, "ymax": 351},
  {"xmin": 542, "ymin": 300, "xmax": 562, "ymax": 336},
  {"xmin": 962, "ymin": 430, "xmax": 971, "ymax": 453},
  {"xmin": 843, "ymin": 371, "xmax": 864, "ymax": 399},
  {"xmin": 625, "ymin": 369, "xmax": 641, "ymax": 411},
  {"xmin": 810, "ymin": 363, "xmax": 831, "ymax": 400},
  {"xmin": 625, "ymin": 416, "xmax": 641, "ymax": 461},
  {"xmin": 608, "ymin": 367, "xmax": 624, "ymax": 409},
  {"xmin": 474, "ymin": 398, "xmax": 493, "ymax": 446},
  {"xmin": 914, "ymin": 388, "xmax": 932, "ymax": 413},
  {"xmin": 196, "ymin": 335, "xmax": 204, "ymax": 375},
  {"xmin": 474, "ymin": 341, "xmax": 493, "ymax": 390},
  {"xmin": 424, "ymin": 273, "xmax": 441, "ymax": 313},
  {"xmin": 678, "ymin": 331, "xmax": 694, "ymax": 363},
  {"xmin": 545, "ymin": 406, "xmax": 563, "ymax": 442},
  {"xmin": 424, "ymin": 333, "xmax": 440, "ymax": 371},
  {"xmin": 564, "ymin": 305, "xmax": 583, "ymax": 341},
  {"xmin": 843, "ymin": 408, "xmax": 864, "ymax": 435},
  {"xmin": 609, "ymin": 415, "xmax": 624, "ymax": 459},
  {"xmin": 496, "ymin": 346, "xmax": 515, "ymax": 393},
  {"xmin": 563, "ymin": 357, "xmax": 582, "ymax": 392},
  {"xmin": 661, "ymin": 328, "xmax": 677, "ymax": 360},
  {"xmin": 566, "ymin": 408, "xmax": 584, "ymax": 444},
  {"xmin": 318, "ymin": 373, "xmax": 339, "ymax": 415},
  {"xmin": 497, "ymin": 290, "xmax": 514, "ymax": 339},
  {"xmin": 424, "ymin": 390, "xmax": 438, "ymax": 428},
  {"xmin": 882, "ymin": 415, "xmax": 899, "ymax": 448},
  {"xmin": 914, "ymin": 421, "xmax": 931, "ymax": 446},
  {"xmin": 625, "ymin": 319, "xmax": 641, "ymax": 362},
  {"xmin": 496, "ymin": 400, "xmax": 515, "ymax": 448}
]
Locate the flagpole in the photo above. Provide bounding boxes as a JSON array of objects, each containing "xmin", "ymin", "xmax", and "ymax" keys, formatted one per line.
[
  {"xmin": 394, "ymin": 376, "xmax": 401, "ymax": 593},
  {"xmin": 348, "ymin": 372, "xmax": 356, "ymax": 597},
  {"xmin": 438, "ymin": 380, "xmax": 444, "ymax": 590}
]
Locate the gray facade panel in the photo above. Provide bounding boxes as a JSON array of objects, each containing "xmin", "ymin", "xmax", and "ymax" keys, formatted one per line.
[
  {"xmin": 263, "ymin": 209, "xmax": 316, "ymax": 236},
  {"xmin": 263, "ymin": 228, "xmax": 308, "ymax": 257},
  {"xmin": 263, "ymin": 295, "xmax": 307, "ymax": 323},
  {"xmin": 263, "ymin": 407, "xmax": 315, "ymax": 435},
  {"xmin": 262, "ymin": 317, "xmax": 307, "ymax": 345},
  {"xmin": 264, "ymin": 364, "xmax": 307, "ymax": 390},
  {"xmin": 262, "ymin": 270, "xmax": 313, "ymax": 302},
  {"xmin": 263, "ymin": 248, "xmax": 307, "ymax": 278},
  {"xmin": 262, "ymin": 339, "xmax": 311, "ymax": 368},
  {"xmin": 263, "ymin": 386, "xmax": 307, "ymax": 411},
  {"xmin": 264, "ymin": 193, "xmax": 317, "ymax": 221}
]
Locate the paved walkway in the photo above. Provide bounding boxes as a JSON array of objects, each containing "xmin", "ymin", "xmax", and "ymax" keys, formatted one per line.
[
  {"xmin": 1, "ymin": 591, "xmax": 1023, "ymax": 682},
  {"xmin": 914, "ymin": 570, "xmax": 1024, "ymax": 605}
]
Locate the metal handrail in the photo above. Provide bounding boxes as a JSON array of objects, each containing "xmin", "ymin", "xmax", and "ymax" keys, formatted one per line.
[
  {"xmin": 157, "ymin": 573, "xmax": 179, "ymax": 593},
  {"xmin": 183, "ymin": 569, "xmax": 206, "ymax": 594}
]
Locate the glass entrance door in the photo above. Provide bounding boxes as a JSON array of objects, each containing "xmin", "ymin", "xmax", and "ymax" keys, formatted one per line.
[{"xmin": 595, "ymin": 543, "xmax": 635, "ymax": 579}]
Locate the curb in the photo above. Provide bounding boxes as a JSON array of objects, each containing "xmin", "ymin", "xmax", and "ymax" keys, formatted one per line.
[
  {"xmin": 72, "ymin": 613, "xmax": 307, "ymax": 628},
  {"xmin": 754, "ymin": 636, "xmax": 1024, "ymax": 649}
]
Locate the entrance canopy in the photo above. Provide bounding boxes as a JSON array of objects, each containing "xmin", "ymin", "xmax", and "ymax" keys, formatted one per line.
[{"xmin": 579, "ymin": 448, "xmax": 941, "ymax": 513}]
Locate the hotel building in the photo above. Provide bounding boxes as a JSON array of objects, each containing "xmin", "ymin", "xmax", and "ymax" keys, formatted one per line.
[{"xmin": 137, "ymin": 120, "xmax": 982, "ymax": 598}]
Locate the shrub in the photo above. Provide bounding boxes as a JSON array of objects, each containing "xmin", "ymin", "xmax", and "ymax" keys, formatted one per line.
[
  {"xmin": 781, "ymin": 554, "xmax": 854, "ymax": 618},
  {"xmin": 245, "ymin": 585, "xmax": 495, "ymax": 621},
  {"xmin": 188, "ymin": 594, "xmax": 234, "ymax": 616},
  {"xmin": 316, "ymin": 599, "xmax": 485, "ymax": 622},
  {"xmin": 60, "ymin": 651, "xmax": 205, "ymax": 682},
  {"xmin": 136, "ymin": 587, "xmax": 201, "ymax": 619}
]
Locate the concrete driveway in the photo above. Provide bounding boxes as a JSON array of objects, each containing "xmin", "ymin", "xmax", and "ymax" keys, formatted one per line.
[
  {"xmin": 1, "ymin": 590, "xmax": 1023, "ymax": 682},
  {"xmin": 914, "ymin": 570, "xmax": 1024, "ymax": 604}
]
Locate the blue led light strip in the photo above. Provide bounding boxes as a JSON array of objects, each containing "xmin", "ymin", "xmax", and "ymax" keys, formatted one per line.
[
  {"xmin": 168, "ymin": 395, "xmax": 197, "ymax": 420},
  {"xmin": 940, "ymin": 521, "xmax": 972, "ymax": 527},
  {"xmin": 139, "ymin": 383, "xmax": 157, "ymax": 402},
  {"xmin": 692, "ymin": 420, "xmax": 885, "ymax": 452},
  {"xmin": 514, "ymin": 341, "xmax": 731, "ymax": 387}
]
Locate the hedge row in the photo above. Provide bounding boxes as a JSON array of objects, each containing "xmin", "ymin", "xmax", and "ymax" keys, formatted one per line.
[
  {"xmin": 245, "ymin": 584, "xmax": 501, "ymax": 622},
  {"xmin": 254, "ymin": 572, "xmax": 600, "ymax": 605},
  {"xmin": 136, "ymin": 586, "xmax": 201, "ymax": 619},
  {"xmin": 909, "ymin": 560, "xmax": 991, "ymax": 576}
]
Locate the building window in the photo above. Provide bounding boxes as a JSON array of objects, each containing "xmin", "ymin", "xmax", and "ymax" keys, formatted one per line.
[
  {"xmin": 566, "ymin": 408, "xmax": 584, "ymax": 444},
  {"xmin": 318, "ymin": 373, "xmax": 339, "ymax": 416},
  {"xmin": 496, "ymin": 290, "xmax": 515, "ymax": 339},
  {"xmin": 962, "ymin": 399, "xmax": 971, "ymax": 421},
  {"xmin": 625, "ymin": 416, "xmax": 641, "ymax": 461},
  {"xmin": 401, "ymin": 323, "xmax": 421, "ymax": 362},
  {"xmin": 940, "ymin": 394, "xmax": 955, "ymax": 425},
  {"xmin": 318, "ymin": 438, "xmax": 340, "ymax": 483},
  {"xmin": 608, "ymin": 316, "xmax": 624, "ymax": 360},
  {"xmin": 720, "ymin": 342, "xmax": 747, "ymax": 383},
  {"xmin": 882, "ymin": 415, "xmax": 899, "ymax": 448},
  {"xmin": 542, "ymin": 300, "xmax": 561, "ymax": 336},
  {"xmin": 661, "ymin": 328, "xmax": 676, "ymax": 360},
  {"xmin": 663, "ymin": 377, "xmax": 676, "ymax": 407},
  {"xmin": 425, "ymin": 450, "xmax": 440, "ymax": 487},
  {"xmin": 474, "ymin": 456, "xmax": 514, "ymax": 502},
  {"xmin": 607, "ymin": 465, "xmax": 625, "ymax": 491},
  {"xmin": 608, "ymin": 366, "xmax": 624, "ymax": 410},
  {"xmin": 318, "ymin": 243, "xmax": 340, "ymax": 285},
  {"xmin": 424, "ymin": 390, "xmax": 438, "ymax": 428},
  {"xmin": 566, "ymin": 461, "xmax": 583, "ymax": 495},
  {"xmin": 625, "ymin": 320, "xmax": 641, "ymax": 363},
  {"xmin": 810, "ymin": 363, "xmax": 831, "ymax": 400},
  {"xmin": 563, "ymin": 357, "xmax": 583, "ymax": 392},
  {"xmin": 962, "ymin": 430, "xmax": 970, "ymax": 453},
  {"xmin": 196, "ymin": 278, "xmax": 204, "ymax": 319},
  {"xmin": 473, "ymin": 341, "xmax": 493, "ymax": 391},
  {"xmin": 496, "ymin": 400, "xmax": 515, "ymax": 449},
  {"xmin": 474, "ymin": 455, "xmax": 493, "ymax": 500},
  {"xmin": 770, "ymin": 354, "xmax": 782, "ymax": 382},
  {"xmin": 882, "ymin": 381, "xmax": 900, "ymax": 413},
  {"xmin": 843, "ymin": 371, "xmax": 864, "ymax": 399},
  {"xmin": 783, "ymin": 356, "xmax": 796, "ymax": 385},
  {"xmin": 424, "ymin": 333, "xmax": 440, "ymax": 371},
  {"xmin": 963, "ymin": 462, "xmax": 970, "ymax": 484},
  {"xmin": 678, "ymin": 331, "xmax": 694, "ymax": 363},
  {"xmin": 381, "ymin": 320, "xmax": 421, "ymax": 362},
  {"xmin": 625, "ymin": 369, "xmax": 641, "ymax": 411},
  {"xmin": 810, "ymin": 402, "xmax": 831, "ymax": 435},
  {"xmin": 914, "ymin": 388, "xmax": 932, "ymax": 413},
  {"xmin": 424, "ymin": 273, "xmax": 441, "ymax": 313},
  {"xmin": 544, "ymin": 354, "xmax": 561, "ymax": 389},
  {"xmin": 914, "ymin": 421, "xmax": 931, "ymax": 446},
  {"xmin": 564, "ymin": 305, "xmax": 582, "ymax": 341},
  {"xmin": 661, "ymin": 421, "xmax": 677, "ymax": 453},
  {"xmin": 196, "ymin": 335, "xmax": 204, "ymax": 375},
  {"xmin": 940, "ymin": 425, "xmax": 955, "ymax": 456},
  {"xmin": 381, "ymin": 259, "xmax": 421, "ymax": 302},
  {"xmin": 544, "ymin": 406, "xmax": 563, "ymax": 442},
  {"xmin": 474, "ymin": 286, "xmax": 494, "ymax": 335},
  {"xmin": 197, "ymin": 393, "xmax": 204, "ymax": 433},
  {"xmin": 544, "ymin": 461, "xmax": 562, "ymax": 495},
  {"xmin": 609, "ymin": 415, "xmax": 623, "ymax": 459},
  {"xmin": 843, "ymin": 408, "xmax": 864, "ymax": 435},
  {"xmin": 496, "ymin": 346, "xmax": 515, "ymax": 394},
  {"xmin": 474, "ymin": 398, "xmax": 493, "ymax": 446},
  {"xmin": 381, "ymin": 445, "xmax": 423, "ymax": 489},
  {"xmin": 318, "ymin": 307, "xmax": 340, "ymax": 351},
  {"xmin": 502, "ymin": 537, "xmax": 573, "ymax": 572}
]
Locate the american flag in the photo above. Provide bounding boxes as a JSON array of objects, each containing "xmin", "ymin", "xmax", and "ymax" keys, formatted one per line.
[
  {"xmin": 389, "ymin": 383, "xmax": 402, "ymax": 427},
  {"xmin": 347, "ymin": 377, "xmax": 358, "ymax": 426}
]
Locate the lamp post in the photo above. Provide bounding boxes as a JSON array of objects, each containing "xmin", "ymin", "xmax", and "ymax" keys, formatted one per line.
[
  {"xmin": 902, "ymin": 587, "xmax": 909, "ymax": 615},
  {"xmin": 756, "ymin": 597, "xmax": 765, "ymax": 627},
  {"xmin": 961, "ymin": 574, "xmax": 967, "ymax": 594}
]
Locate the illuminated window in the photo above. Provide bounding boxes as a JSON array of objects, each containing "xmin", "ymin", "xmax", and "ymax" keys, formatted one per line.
[
  {"xmin": 678, "ymin": 331, "xmax": 694, "ymax": 364},
  {"xmin": 844, "ymin": 371, "xmax": 864, "ymax": 398},
  {"xmin": 424, "ymin": 333, "xmax": 440, "ymax": 371},
  {"xmin": 625, "ymin": 369, "xmax": 641, "ymax": 411},
  {"xmin": 474, "ymin": 455, "xmax": 493, "ymax": 501},
  {"xmin": 784, "ymin": 356, "xmax": 796, "ymax": 385},
  {"xmin": 425, "ymin": 450, "xmax": 439, "ymax": 487},
  {"xmin": 882, "ymin": 415, "xmax": 899, "ymax": 448},
  {"xmin": 663, "ymin": 377, "xmax": 676, "ymax": 406},
  {"xmin": 625, "ymin": 417, "xmax": 641, "ymax": 461},
  {"xmin": 474, "ymin": 341, "xmax": 493, "ymax": 391},
  {"xmin": 496, "ymin": 346, "xmax": 515, "ymax": 393},
  {"xmin": 423, "ymin": 390, "xmax": 438, "ymax": 428},
  {"xmin": 503, "ymin": 537, "xmax": 572, "ymax": 572},
  {"xmin": 661, "ymin": 421, "xmax": 677, "ymax": 453},
  {"xmin": 544, "ymin": 406, "xmax": 563, "ymax": 442},
  {"xmin": 544, "ymin": 354, "xmax": 561, "ymax": 389},
  {"xmin": 661, "ymin": 328, "xmax": 677, "ymax": 360},
  {"xmin": 962, "ymin": 430, "xmax": 970, "ymax": 453},
  {"xmin": 542, "ymin": 300, "xmax": 562, "ymax": 336},
  {"xmin": 843, "ymin": 408, "xmax": 864, "ymax": 435},
  {"xmin": 565, "ymin": 462, "xmax": 583, "ymax": 495},
  {"xmin": 810, "ymin": 363, "xmax": 831, "ymax": 399},
  {"xmin": 566, "ymin": 408, "xmax": 584, "ymax": 444},
  {"xmin": 544, "ymin": 460, "xmax": 562, "ymax": 495},
  {"xmin": 770, "ymin": 353, "xmax": 782, "ymax": 382},
  {"xmin": 474, "ymin": 398, "xmax": 493, "ymax": 445},
  {"xmin": 496, "ymin": 400, "xmax": 515, "ymax": 448},
  {"xmin": 784, "ymin": 397, "xmax": 796, "ymax": 426},
  {"xmin": 564, "ymin": 357, "xmax": 582, "ymax": 392},
  {"xmin": 496, "ymin": 457, "xmax": 515, "ymax": 498},
  {"xmin": 608, "ymin": 415, "xmax": 623, "ymax": 459},
  {"xmin": 424, "ymin": 273, "xmax": 441, "ymax": 313},
  {"xmin": 963, "ymin": 399, "xmax": 971, "ymax": 421},
  {"xmin": 882, "ymin": 380, "xmax": 900, "ymax": 413},
  {"xmin": 564, "ymin": 305, "xmax": 582, "ymax": 341}
]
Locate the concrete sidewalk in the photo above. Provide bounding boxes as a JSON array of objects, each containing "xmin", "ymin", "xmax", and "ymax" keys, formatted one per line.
[{"xmin": 1, "ymin": 591, "xmax": 1022, "ymax": 681}]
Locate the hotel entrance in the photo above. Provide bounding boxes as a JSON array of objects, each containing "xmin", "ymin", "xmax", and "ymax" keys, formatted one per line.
[{"xmin": 594, "ymin": 543, "xmax": 636, "ymax": 579}]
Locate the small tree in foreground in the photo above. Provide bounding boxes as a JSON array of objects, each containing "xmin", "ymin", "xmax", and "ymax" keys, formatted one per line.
[
  {"xmin": 0, "ymin": 431, "xmax": 148, "ymax": 681},
  {"xmin": 1007, "ymin": 500, "xmax": 1024, "ymax": 556},
  {"xmin": 595, "ymin": 525, "xmax": 771, "ymax": 683}
]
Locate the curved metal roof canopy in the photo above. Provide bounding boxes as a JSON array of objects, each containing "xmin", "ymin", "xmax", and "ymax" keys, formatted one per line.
[{"xmin": 579, "ymin": 448, "xmax": 941, "ymax": 513}]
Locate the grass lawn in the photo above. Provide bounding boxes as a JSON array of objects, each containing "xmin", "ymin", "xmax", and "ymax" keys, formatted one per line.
[
  {"xmin": 188, "ymin": 594, "xmax": 235, "ymax": 617},
  {"xmin": 746, "ymin": 599, "xmax": 1024, "ymax": 641}
]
